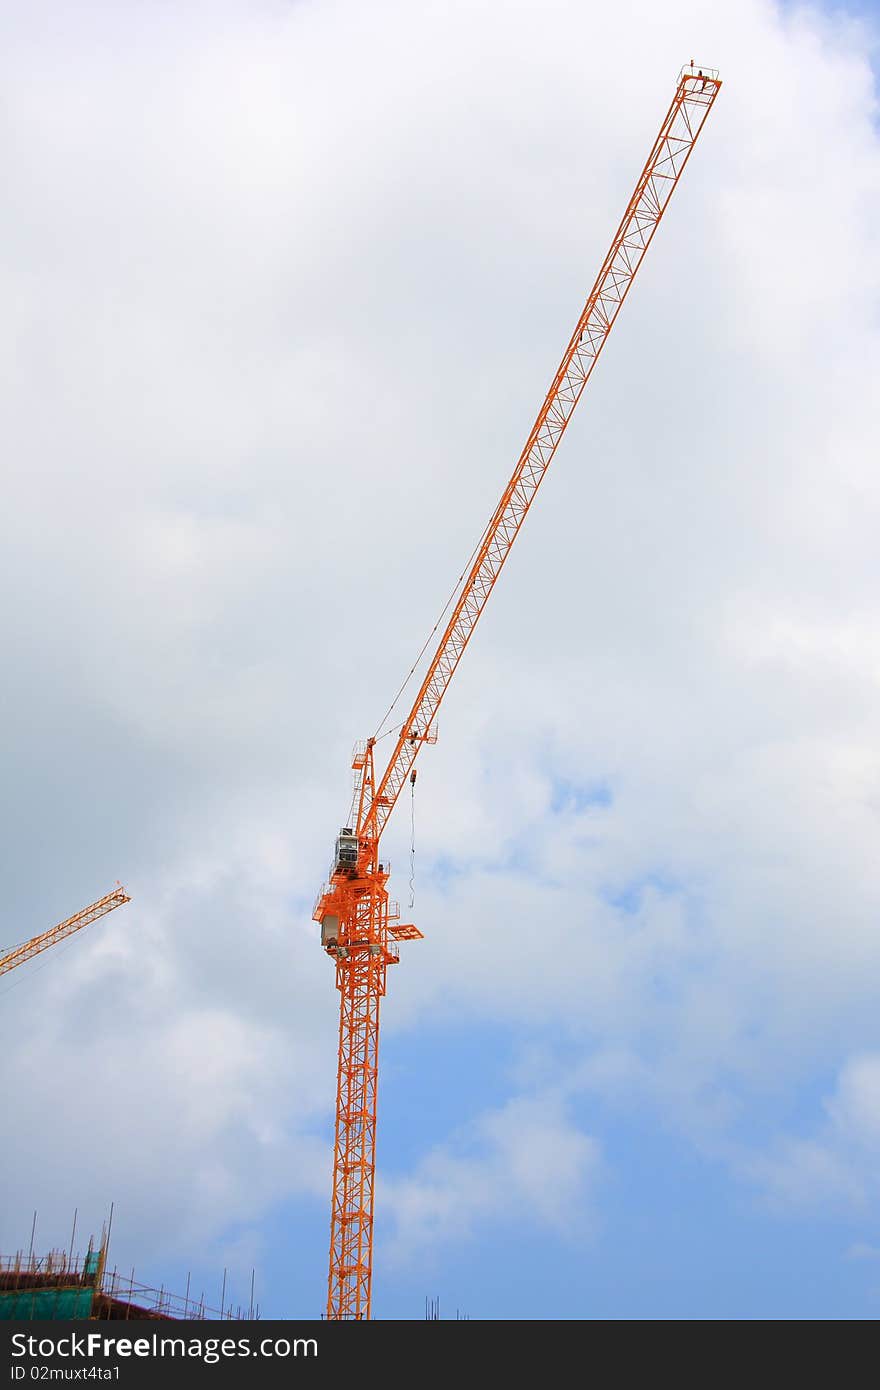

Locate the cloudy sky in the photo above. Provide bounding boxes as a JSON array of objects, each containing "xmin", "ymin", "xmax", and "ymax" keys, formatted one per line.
[{"xmin": 2, "ymin": 0, "xmax": 879, "ymax": 1320}]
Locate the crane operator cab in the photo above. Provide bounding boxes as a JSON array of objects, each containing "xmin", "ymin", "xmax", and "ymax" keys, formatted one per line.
[
  {"xmin": 334, "ymin": 827, "xmax": 359, "ymax": 874},
  {"xmin": 321, "ymin": 913, "xmax": 340, "ymax": 949}
]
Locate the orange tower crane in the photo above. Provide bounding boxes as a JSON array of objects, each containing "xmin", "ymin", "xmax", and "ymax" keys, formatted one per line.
[
  {"xmin": 313, "ymin": 63, "xmax": 722, "ymax": 1320},
  {"xmin": 0, "ymin": 888, "xmax": 131, "ymax": 979}
]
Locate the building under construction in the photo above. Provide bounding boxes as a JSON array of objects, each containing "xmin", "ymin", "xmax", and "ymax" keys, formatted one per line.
[{"xmin": 0, "ymin": 1236, "xmax": 256, "ymax": 1321}]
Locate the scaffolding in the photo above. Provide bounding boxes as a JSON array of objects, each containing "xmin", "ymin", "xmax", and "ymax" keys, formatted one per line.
[{"xmin": 0, "ymin": 1239, "xmax": 259, "ymax": 1321}]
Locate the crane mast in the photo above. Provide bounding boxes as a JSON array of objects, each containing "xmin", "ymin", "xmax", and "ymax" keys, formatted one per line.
[
  {"xmin": 314, "ymin": 63, "xmax": 721, "ymax": 1320},
  {"xmin": 0, "ymin": 888, "xmax": 131, "ymax": 979}
]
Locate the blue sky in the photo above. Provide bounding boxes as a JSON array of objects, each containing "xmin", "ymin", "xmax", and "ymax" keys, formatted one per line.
[{"xmin": 2, "ymin": 0, "xmax": 880, "ymax": 1320}]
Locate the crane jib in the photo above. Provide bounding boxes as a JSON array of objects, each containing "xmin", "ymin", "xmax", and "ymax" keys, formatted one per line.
[
  {"xmin": 0, "ymin": 889, "xmax": 131, "ymax": 979},
  {"xmin": 360, "ymin": 69, "xmax": 720, "ymax": 845}
]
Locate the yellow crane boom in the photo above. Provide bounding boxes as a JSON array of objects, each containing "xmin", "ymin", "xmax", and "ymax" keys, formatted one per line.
[{"xmin": 0, "ymin": 887, "xmax": 131, "ymax": 979}]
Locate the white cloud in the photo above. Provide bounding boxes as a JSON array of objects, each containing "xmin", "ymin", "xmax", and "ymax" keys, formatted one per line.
[
  {"xmin": 736, "ymin": 1054, "xmax": 880, "ymax": 1211},
  {"xmin": 827, "ymin": 1054, "xmax": 880, "ymax": 1152},
  {"xmin": 0, "ymin": 863, "xmax": 334, "ymax": 1264},
  {"xmin": 380, "ymin": 1094, "xmax": 600, "ymax": 1262},
  {"xmin": 0, "ymin": 0, "xmax": 879, "ymax": 1297}
]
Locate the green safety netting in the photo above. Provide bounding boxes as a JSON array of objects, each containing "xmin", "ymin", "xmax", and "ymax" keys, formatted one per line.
[{"xmin": 0, "ymin": 1286, "xmax": 95, "ymax": 1320}]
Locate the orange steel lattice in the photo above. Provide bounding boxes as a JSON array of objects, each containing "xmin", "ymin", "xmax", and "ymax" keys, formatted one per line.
[
  {"xmin": 314, "ymin": 63, "xmax": 721, "ymax": 1320},
  {"xmin": 0, "ymin": 887, "xmax": 131, "ymax": 978}
]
